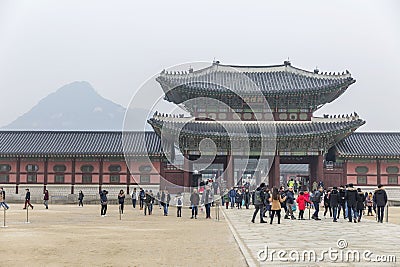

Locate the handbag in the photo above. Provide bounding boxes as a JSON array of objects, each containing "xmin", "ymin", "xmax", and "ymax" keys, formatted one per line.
[{"xmin": 102, "ymin": 201, "xmax": 107, "ymax": 205}]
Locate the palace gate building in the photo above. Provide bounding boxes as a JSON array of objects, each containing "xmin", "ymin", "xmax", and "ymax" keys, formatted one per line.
[{"xmin": 1, "ymin": 61, "xmax": 400, "ymax": 200}]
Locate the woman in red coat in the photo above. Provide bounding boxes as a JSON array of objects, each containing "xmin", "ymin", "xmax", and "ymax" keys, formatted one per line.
[{"xmin": 296, "ymin": 191, "xmax": 310, "ymax": 220}]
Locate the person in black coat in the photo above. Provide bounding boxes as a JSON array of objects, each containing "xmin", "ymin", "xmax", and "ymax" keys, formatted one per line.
[
  {"xmin": 329, "ymin": 187, "xmax": 339, "ymax": 222},
  {"xmin": 356, "ymin": 188, "xmax": 366, "ymax": 222},
  {"xmin": 251, "ymin": 183, "xmax": 267, "ymax": 223},
  {"xmin": 243, "ymin": 189, "xmax": 251, "ymax": 209},
  {"xmin": 345, "ymin": 183, "xmax": 358, "ymax": 223},
  {"xmin": 23, "ymin": 188, "xmax": 34, "ymax": 209},
  {"xmin": 338, "ymin": 186, "xmax": 347, "ymax": 219},
  {"xmin": 373, "ymin": 184, "xmax": 388, "ymax": 223}
]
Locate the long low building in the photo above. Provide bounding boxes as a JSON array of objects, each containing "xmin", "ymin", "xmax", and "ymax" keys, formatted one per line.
[{"xmin": 0, "ymin": 130, "xmax": 400, "ymax": 202}]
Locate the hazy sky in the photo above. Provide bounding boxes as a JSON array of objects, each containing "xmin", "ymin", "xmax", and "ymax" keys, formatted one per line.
[{"xmin": 0, "ymin": 1, "xmax": 399, "ymax": 131}]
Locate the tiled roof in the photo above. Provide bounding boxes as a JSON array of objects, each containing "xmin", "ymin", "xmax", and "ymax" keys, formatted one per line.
[
  {"xmin": 0, "ymin": 131, "xmax": 162, "ymax": 157},
  {"xmin": 336, "ymin": 132, "xmax": 400, "ymax": 158},
  {"xmin": 148, "ymin": 116, "xmax": 365, "ymax": 139},
  {"xmin": 157, "ymin": 62, "xmax": 354, "ymax": 94}
]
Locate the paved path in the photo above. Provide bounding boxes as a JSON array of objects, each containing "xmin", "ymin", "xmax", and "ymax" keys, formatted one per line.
[{"xmin": 221, "ymin": 207, "xmax": 400, "ymax": 267}]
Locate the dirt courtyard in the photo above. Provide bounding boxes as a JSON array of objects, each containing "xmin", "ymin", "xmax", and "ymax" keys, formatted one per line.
[{"xmin": 0, "ymin": 203, "xmax": 246, "ymax": 267}]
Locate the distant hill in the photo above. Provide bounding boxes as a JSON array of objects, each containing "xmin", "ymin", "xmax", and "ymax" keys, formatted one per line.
[{"xmin": 2, "ymin": 81, "xmax": 150, "ymax": 131}]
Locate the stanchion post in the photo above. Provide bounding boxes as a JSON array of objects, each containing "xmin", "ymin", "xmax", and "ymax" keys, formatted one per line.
[
  {"xmin": 26, "ymin": 205, "xmax": 29, "ymax": 223},
  {"xmin": 385, "ymin": 204, "xmax": 389, "ymax": 223},
  {"xmin": 3, "ymin": 207, "xmax": 6, "ymax": 227},
  {"xmin": 119, "ymin": 205, "xmax": 122, "ymax": 221}
]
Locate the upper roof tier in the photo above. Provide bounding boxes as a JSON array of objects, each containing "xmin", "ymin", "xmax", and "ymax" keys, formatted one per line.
[{"xmin": 156, "ymin": 61, "xmax": 355, "ymax": 112}]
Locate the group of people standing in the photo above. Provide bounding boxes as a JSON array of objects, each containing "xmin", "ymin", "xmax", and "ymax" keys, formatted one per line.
[
  {"xmin": 251, "ymin": 182, "xmax": 389, "ymax": 224},
  {"xmin": 224, "ymin": 187, "xmax": 251, "ymax": 209}
]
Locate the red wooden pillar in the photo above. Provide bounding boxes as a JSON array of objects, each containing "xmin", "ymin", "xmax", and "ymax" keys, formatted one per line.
[
  {"xmin": 343, "ymin": 160, "xmax": 348, "ymax": 186},
  {"xmin": 16, "ymin": 157, "xmax": 21, "ymax": 194},
  {"xmin": 183, "ymin": 153, "xmax": 190, "ymax": 188},
  {"xmin": 71, "ymin": 158, "xmax": 76, "ymax": 194},
  {"xmin": 316, "ymin": 154, "xmax": 324, "ymax": 185},
  {"xmin": 268, "ymin": 155, "xmax": 280, "ymax": 187},
  {"xmin": 226, "ymin": 154, "xmax": 234, "ymax": 189},
  {"xmin": 377, "ymin": 159, "xmax": 381, "ymax": 186},
  {"xmin": 99, "ymin": 157, "xmax": 103, "ymax": 192},
  {"xmin": 44, "ymin": 158, "xmax": 48, "ymax": 193}
]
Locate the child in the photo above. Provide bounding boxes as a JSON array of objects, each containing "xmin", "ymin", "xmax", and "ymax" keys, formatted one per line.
[
  {"xmin": 175, "ymin": 193, "xmax": 183, "ymax": 217},
  {"xmin": 366, "ymin": 192, "xmax": 374, "ymax": 216},
  {"xmin": 296, "ymin": 191, "xmax": 310, "ymax": 220}
]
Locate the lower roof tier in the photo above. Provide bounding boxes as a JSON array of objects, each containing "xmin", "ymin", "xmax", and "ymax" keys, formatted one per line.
[
  {"xmin": 148, "ymin": 116, "xmax": 365, "ymax": 155},
  {"xmin": 335, "ymin": 132, "xmax": 400, "ymax": 159}
]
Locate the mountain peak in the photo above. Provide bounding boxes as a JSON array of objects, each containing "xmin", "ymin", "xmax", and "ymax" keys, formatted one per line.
[{"xmin": 3, "ymin": 82, "xmax": 127, "ymax": 130}]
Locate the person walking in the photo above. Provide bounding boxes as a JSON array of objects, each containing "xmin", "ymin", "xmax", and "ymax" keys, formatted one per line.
[
  {"xmin": 139, "ymin": 188, "xmax": 145, "ymax": 210},
  {"xmin": 202, "ymin": 186, "xmax": 213, "ymax": 219},
  {"xmin": 149, "ymin": 190, "xmax": 155, "ymax": 215},
  {"xmin": 243, "ymin": 188, "xmax": 251, "ymax": 209},
  {"xmin": 338, "ymin": 186, "xmax": 347, "ymax": 219},
  {"xmin": 284, "ymin": 187, "xmax": 296, "ymax": 220},
  {"xmin": 251, "ymin": 183, "xmax": 266, "ymax": 223},
  {"xmin": 270, "ymin": 187, "xmax": 286, "ymax": 224},
  {"xmin": 99, "ymin": 189, "xmax": 108, "ymax": 217},
  {"xmin": 156, "ymin": 191, "xmax": 161, "ymax": 209},
  {"xmin": 118, "ymin": 189, "xmax": 126, "ymax": 214},
  {"xmin": 23, "ymin": 188, "xmax": 34, "ymax": 209},
  {"xmin": 311, "ymin": 187, "xmax": 323, "ymax": 220},
  {"xmin": 43, "ymin": 189, "xmax": 49, "ymax": 209},
  {"xmin": 228, "ymin": 187, "xmax": 236, "ymax": 209},
  {"xmin": 190, "ymin": 189, "xmax": 200, "ymax": 219},
  {"xmin": 78, "ymin": 190, "xmax": 84, "ymax": 207},
  {"xmin": 131, "ymin": 188, "xmax": 137, "ymax": 209},
  {"xmin": 329, "ymin": 187, "xmax": 340, "ymax": 222},
  {"xmin": 223, "ymin": 189, "xmax": 230, "ymax": 209},
  {"xmin": 356, "ymin": 188, "xmax": 366, "ymax": 222},
  {"xmin": 366, "ymin": 192, "xmax": 374, "ymax": 216},
  {"xmin": 373, "ymin": 184, "xmax": 388, "ymax": 223},
  {"xmin": 143, "ymin": 190, "xmax": 150, "ymax": 215},
  {"xmin": 0, "ymin": 187, "xmax": 9, "ymax": 210},
  {"xmin": 235, "ymin": 189, "xmax": 243, "ymax": 209},
  {"xmin": 323, "ymin": 189, "xmax": 332, "ymax": 218},
  {"xmin": 345, "ymin": 183, "xmax": 358, "ymax": 223},
  {"xmin": 296, "ymin": 191, "xmax": 310, "ymax": 220},
  {"xmin": 175, "ymin": 193, "xmax": 183, "ymax": 217}
]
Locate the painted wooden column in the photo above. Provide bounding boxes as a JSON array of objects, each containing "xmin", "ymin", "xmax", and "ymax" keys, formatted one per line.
[
  {"xmin": 377, "ymin": 159, "xmax": 381, "ymax": 186},
  {"xmin": 268, "ymin": 155, "xmax": 280, "ymax": 187},
  {"xmin": 316, "ymin": 153, "xmax": 324, "ymax": 185},
  {"xmin": 183, "ymin": 153, "xmax": 190, "ymax": 188},
  {"xmin": 226, "ymin": 153, "xmax": 234, "ymax": 189},
  {"xmin": 343, "ymin": 160, "xmax": 348, "ymax": 186},
  {"xmin": 99, "ymin": 157, "xmax": 103, "ymax": 191},
  {"xmin": 273, "ymin": 155, "xmax": 280, "ymax": 187},
  {"xmin": 71, "ymin": 158, "xmax": 76, "ymax": 194},
  {"xmin": 44, "ymin": 157, "xmax": 48, "ymax": 193},
  {"xmin": 16, "ymin": 157, "xmax": 21, "ymax": 194},
  {"xmin": 126, "ymin": 163, "xmax": 131, "ymax": 195}
]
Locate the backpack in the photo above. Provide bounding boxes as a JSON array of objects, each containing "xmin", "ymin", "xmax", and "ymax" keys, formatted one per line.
[
  {"xmin": 312, "ymin": 191, "xmax": 320, "ymax": 202},
  {"xmin": 254, "ymin": 190, "xmax": 263, "ymax": 205},
  {"xmin": 177, "ymin": 197, "xmax": 182, "ymax": 206}
]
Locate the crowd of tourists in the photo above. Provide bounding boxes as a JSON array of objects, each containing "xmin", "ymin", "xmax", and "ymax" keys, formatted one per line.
[
  {"xmin": 0, "ymin": 182, "xmax": 389, "ymax": 225},
  {"xmin": 246, "ymin": 181, "xmax": 388, "ymax": 224}
]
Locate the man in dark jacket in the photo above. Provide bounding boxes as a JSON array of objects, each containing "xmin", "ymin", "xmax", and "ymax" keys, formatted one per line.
[
  {"xmin": 373, "ymin": 184, "xmax": 388, "ymax": 223},
  {"xmin": 251, "ymin": 183, "xmax": 267, "ymax": 223},
  {"xmin": 228, "ymin": 188, "xmax": 236, "ymax": 208},
  {"xmin": 338, "ymin": 186, "xmax": 347, "ymax": 219},
  {"xmin": 23, "ymin": 188, "xmax": 34, "ymax": 209},
  {"xmin": 345, "ymin": 183, "xmax": 358, "ymax": 223},
  {"xmin": 99, "ymin": 189, "xmax": 108, "ymax": 216},
  {"xmin": 284, "ymin": 187, "xmax": 296, "ymax": 220},
  {"xmin": 330, "ymin": 187, "xmax": 340, "ymax": 222},
  {"xmin": 312, "ymin": 187, "xmax": 323, "ymax": 220}
]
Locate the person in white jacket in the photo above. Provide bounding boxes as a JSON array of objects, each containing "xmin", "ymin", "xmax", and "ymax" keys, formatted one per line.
[{"xmin": 175, "ymin": 193, "xmax": 183, "ymax": 217}]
